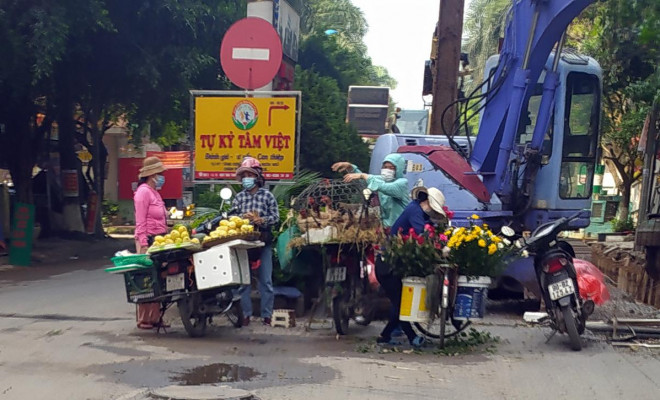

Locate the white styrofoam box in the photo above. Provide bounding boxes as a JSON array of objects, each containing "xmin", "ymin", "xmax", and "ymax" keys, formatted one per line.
[
  {"xmin": 193, "ymin": 240, "xmax": 264, "ymax": 290},
  {"xmin": 306, "ymin": 226, "xmax": 337, "ymax": 244}
]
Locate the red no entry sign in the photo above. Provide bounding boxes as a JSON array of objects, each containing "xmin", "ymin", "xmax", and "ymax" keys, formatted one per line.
[{"xmin": 220, "ymin": 17, "xmax": 283, "ymax": 90}]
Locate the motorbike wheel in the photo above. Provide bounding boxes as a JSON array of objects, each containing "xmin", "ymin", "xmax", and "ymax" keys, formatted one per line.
[
  {"xmin": 560, "ymin": 305, "xmax": 582, "ymax": 351},
  {"xmin": 332, "ymin": 295, "xmax": 351, "ymax": 335},
  {"xmin": 178, "ymin": 296, "xmax": 207, "ymax": 338},
  {"xmin": 226, "ymin": 301, "xmax": 243, "ymax": 328}
]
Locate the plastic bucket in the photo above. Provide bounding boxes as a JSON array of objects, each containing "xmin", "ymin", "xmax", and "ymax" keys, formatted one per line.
[
  {"xmin": 453, "ymin": 276, "xmax": 491, "ymax": 320},
  {"xmin": 399, "ymin": 277, "xmax": 429, "ymax": 322}
]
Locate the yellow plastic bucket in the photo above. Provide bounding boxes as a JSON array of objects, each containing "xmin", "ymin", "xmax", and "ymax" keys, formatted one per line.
[{"xmin": 399, "ymin": 277, "xmax": 429, "ymax": 322}]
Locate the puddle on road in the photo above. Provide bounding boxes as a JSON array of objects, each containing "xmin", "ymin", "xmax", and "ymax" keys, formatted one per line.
[{"xmin": 171, "ymin": 363, "xmax": 261, "ymax": 385}]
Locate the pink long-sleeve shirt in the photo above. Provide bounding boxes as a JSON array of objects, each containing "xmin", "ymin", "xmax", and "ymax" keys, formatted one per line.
[{"xmin": 134, "ymin": 183, "xmax": 168, "ymax": 247}]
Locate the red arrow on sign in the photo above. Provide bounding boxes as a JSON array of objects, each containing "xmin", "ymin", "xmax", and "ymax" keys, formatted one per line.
[{"xmin": 268, "ymin": 104, "xmax": 290, "ymax": 126}]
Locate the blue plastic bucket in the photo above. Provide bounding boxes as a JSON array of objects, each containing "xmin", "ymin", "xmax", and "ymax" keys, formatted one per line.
[{"xmin": 453, "ymin": 276, "xmax": 491, "ymax": 320}]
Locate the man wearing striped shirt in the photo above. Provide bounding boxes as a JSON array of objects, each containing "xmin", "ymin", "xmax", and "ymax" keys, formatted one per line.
[{"xmin": 232, "ymin": 157, "xmax": 279, "ymax": 326}]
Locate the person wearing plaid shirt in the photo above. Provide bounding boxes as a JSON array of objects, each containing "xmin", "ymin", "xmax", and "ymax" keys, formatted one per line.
[{"xmin": 232, "ymin": 157, "xmax": 279, "ymax": 326}]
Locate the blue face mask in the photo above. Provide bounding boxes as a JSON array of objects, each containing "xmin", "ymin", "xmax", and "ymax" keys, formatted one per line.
[
  {"xmin": 155, "ymin": 175, "xmax": 165, "ymax": 190},
  {"xmin": 242, "ymin": 177, "xmax": 256, "ymax": 190}
]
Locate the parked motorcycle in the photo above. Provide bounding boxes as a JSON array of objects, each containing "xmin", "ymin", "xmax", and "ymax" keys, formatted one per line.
[
  {"xmin": 148, "ymin": 247, "xmax": 244, "ymax": 337},
  {"xmin": 512, "ymin": 211, "xmax": 595, "ymax": 351}
]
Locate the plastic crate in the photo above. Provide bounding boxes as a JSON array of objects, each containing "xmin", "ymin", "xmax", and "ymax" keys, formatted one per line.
[{"xmin": 123, "ymin": 266, "xmax": 162, "ymax": 303}]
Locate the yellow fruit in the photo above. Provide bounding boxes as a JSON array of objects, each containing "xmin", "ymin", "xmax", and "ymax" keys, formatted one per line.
[
  {"xmin": 210, "ymin": 231, "xmax": 219, "ymax": 238},
  {"xmin": 170, "ymin": 230, "xmax": 180, "ymax": 239},
  {"xmin": 242, "ymin": 219, "xmax": 250, "ymax": 226},
  {"xmin": 178, "ymin": 226, "xmax": 187, "ymax": 234},
  {"xmin": 217, "ymin": 226, "xmax": 228, "ymax": 232},
  {"xmin": 154, "ymin": 235, "xmax": 164, "ymax": 242},
  {"xmin": 191, "ymin": 238, "xmax": 200, "ymax": 244},
  {"xmin": 175, "ymin": 238, "xmax": 182, "ymax": 245},
  {"xmin": 165, "ymin": 239, "xmax": 174, "ymax": 245},
  {"xmin": 164, "ymin": 234, "xmax": 171, "ymax": 240},
  {"xmin": 228, "ymin": 221, "xmax": 237, "ymax": 229},
  {"xmin": 220, "ymin": 220, "xmax": 229, "ymax": 227},
  {"xmin": 228, "ymin": 229, "xmax": 238, "ymax": 236}
]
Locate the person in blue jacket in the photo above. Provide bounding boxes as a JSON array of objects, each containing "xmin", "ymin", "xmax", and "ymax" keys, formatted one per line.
[
  {"xmin": 331, "ymin": 153, "xmax": 410, "ymax": 229},
  {"xmin": 376, "ymin": 186, "xmax": 447, "ymax": 348}
]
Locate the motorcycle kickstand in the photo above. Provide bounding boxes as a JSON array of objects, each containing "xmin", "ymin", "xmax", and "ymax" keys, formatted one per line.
[{"xmin": 544, "ymin": 328, "xmax": 557, "ymax": 343}]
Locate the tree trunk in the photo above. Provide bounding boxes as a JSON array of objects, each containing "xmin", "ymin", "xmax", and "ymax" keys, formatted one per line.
[
  {"xmin": 56, "ymin": 101, "xmax": 85, "ymax": 233},
  {"xmin": 4, "ymin": 105, "xmax": 36, "ymax": 205},
  {"xmin": 618, "ymin": 179, "xmax": 632, "ymax": 223}
]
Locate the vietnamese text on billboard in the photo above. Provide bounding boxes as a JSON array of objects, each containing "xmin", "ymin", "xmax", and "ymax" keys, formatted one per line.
[{"xmin": 194, "ymin": 96, "xmax": 297, "ymax": 180}]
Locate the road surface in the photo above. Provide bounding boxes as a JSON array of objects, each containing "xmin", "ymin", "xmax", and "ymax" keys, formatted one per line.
[{"xmin": 0, "ymin": 260, "xmax": 659, "ymax": 400}]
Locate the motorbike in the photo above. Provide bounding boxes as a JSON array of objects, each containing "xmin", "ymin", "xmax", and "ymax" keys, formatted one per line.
[
  {"xmin": 513, "ymin": 211, "xmax": 595, "ymax": 351},
  {"xmin": 148, "ymin": 247, "xmax": 244, "ymax": 337},
  {"xmin": 114, "ymin": 187, "xmax": 254, "ymax": 338}
]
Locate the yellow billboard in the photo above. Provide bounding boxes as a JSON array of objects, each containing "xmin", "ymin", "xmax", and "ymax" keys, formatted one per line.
[{"xmin": 194, "ymin": 96, "xmax": 297, "ymax": 180}]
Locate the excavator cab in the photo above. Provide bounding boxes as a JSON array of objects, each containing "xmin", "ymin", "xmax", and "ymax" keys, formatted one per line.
[{"xmin": 482, "ymin": 53, "xmax": 602, "ymax": 230}]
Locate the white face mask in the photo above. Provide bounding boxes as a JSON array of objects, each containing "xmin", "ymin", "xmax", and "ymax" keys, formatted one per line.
[{"xmin": 381, "ymin": 169, "xmax": 395, "ymax": 182}]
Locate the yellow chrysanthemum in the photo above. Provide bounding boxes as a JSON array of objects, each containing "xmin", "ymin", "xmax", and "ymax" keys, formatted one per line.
[
  {"xmin": 478, "ymin": 239, "xmax": 486, "ymax": 248},
  {"xmin": 492, "ymin": 236, "xmax": 502, "ymax": 243},
  {"xmin": 473, "ymin": 226, "xmax": 482, "ymax": 233},
  {"xmin": 471, "ymin": 214, "xmax": 480, "ymax": 220},
  {"xmin": 488, "ymin": 243, "xmax": 497, "ymax": 255}
]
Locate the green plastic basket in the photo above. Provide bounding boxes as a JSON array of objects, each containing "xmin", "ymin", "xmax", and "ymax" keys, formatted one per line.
[{"xmin": 111, "ymin": 254, "xmax": 153, "ymax": 267}]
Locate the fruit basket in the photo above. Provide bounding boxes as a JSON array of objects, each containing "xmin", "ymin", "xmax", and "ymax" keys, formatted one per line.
[
  {"xmin": 147, "ymin": 241, "xmax": 202, "ymax": 254},
  {"xmin": 146, "ymin": 225, "xmax": 201, "ymax": 254},
  {"xmin": 201, "ymin": 215, "xmax": 257, "ymax": 248},
  {"xmin": 202, "ymin": 232, "xmax": 261, "ymax": 248}
]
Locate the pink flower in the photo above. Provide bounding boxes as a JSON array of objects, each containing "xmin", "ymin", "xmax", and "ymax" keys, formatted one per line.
[
  {"xmin": 428, "ymin": 232, "xmax": 435, "ymax": 239},
  {"xmin": 439, "ymin": 234, "xmax": 448, "ymax": 242},
  {"xmin": 443, "ymin": 206, "xmax": 455, "ymax": 219},
  {"xmin": 434, "ymin": 243, "xmax": 443, "ymax": 250},
  {"xmin": 417, "ymin": 236, "xmax": 424, "ymax": 245},
  {"xmin": 409, "ymin": 228, "xmax": 416, "ymax": 235}
]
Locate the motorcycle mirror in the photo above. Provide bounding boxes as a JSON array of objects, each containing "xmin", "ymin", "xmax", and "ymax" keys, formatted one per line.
[
  {"xmin": 501, "ymin": 226, "xmax": 515, "ymax": 237},
  {"xmin": 206, "ymin": 222, "xmax": 212, "ymax": 231},
  {"xmin": 363, "ymin": 188, "xmax": 372, "ymax": 201},
  {"xmin": 220, "ymin": 187, "xmax": 233, "ymax": 201}
]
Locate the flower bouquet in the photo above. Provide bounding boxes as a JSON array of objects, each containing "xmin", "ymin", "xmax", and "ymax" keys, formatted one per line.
[
  {"xmin": 444, "ymin": 215, "xmax": 516, "ymax": 279},
  {"xmin": 383, "ymin": 224, "xmax": 449, "ymax": 278}
]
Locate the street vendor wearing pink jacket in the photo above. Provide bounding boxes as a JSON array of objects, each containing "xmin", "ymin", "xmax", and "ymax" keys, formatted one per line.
[{"xmin": 133, "ymin": 156, "xmax": 168, "ymax": 329}]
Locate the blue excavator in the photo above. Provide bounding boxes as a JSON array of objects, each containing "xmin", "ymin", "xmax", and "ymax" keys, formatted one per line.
[{"xmin": 369, "ymin": 0, "xmax": 601, "ymax": 298}]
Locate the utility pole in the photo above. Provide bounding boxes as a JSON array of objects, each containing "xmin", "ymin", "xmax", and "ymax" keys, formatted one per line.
[{"xmin": 429, "ymin": 0, "xmax": 465, "ymax": 136}]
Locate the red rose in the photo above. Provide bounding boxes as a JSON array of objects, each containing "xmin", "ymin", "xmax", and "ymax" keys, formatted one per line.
[{"xmin": 417, "ymin": 236, "xmax": 424, "ymax": 245}]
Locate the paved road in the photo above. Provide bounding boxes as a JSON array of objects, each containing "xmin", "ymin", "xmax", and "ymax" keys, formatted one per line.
[{"xmin": 0, "ymin": 263, "xmax": 659, "ymax": 400}]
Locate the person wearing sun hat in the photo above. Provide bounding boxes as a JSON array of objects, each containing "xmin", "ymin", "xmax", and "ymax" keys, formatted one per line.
[
  {"xmin": 232, "ymin": 157, "xmax": 279, "ymax": 326},
  {"xmin": 375, "ymin": 185, "xmax": 447, "ymax": 349},
  {"xmin": 133, "ymin": 156, "xmax": 169, "ymax": 329}
]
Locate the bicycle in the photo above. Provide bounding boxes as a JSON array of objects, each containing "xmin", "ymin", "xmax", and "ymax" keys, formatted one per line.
[{"xmin": 413, "ymin": 264, "xmax": 471, "ymax": 348}]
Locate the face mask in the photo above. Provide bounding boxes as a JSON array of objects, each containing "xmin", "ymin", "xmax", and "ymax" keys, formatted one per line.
[
  {"xmin": 155, "ymin": 175, "xmax": 165, "ymax": 190},
  {"xmin": 242, "ymin": 177, "xmax": 256, "ymax": 190},
  {"xmin": 381, "ymin": 169, "xmax": 395, "ymax": 182}
]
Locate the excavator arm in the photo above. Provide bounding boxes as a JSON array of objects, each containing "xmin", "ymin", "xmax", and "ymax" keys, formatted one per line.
[{"xmin": 470, "ymin": 0, "xmax": 596, "ymax": 198}]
